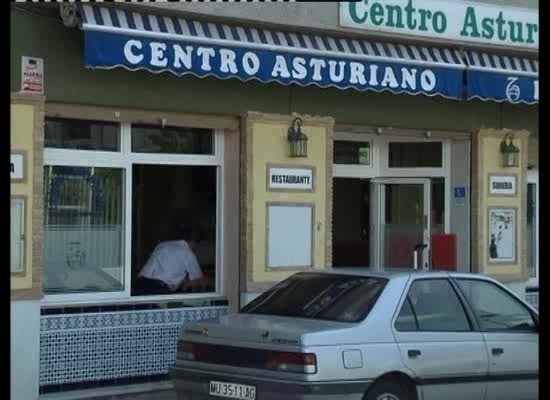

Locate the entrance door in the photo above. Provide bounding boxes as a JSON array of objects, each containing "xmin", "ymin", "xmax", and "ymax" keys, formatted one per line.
[{"xmin": 372, "ymin": 178, "xmax": 431, "ymax": 271}]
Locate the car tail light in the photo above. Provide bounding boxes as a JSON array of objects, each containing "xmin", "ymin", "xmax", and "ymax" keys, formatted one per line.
[
  {"xmin": 177, "ymin": 341, "xmax": 317, "ymax": 374},
  {"xmin": 177, "ymin": 341, "xmax": 209, "ymax": 361},
  {"xmin": 266, "ymin": 351, "xmax": 318, "ymax": 374}
]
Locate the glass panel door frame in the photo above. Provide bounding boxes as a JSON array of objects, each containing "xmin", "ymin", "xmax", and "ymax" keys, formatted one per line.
[
  {"xmin": 527, "ymin": 169, "xmax": 539, "ymax": 286},
  {"xmin": 371, "ymin": 178, "xmax": 431, "ymax": 272}
]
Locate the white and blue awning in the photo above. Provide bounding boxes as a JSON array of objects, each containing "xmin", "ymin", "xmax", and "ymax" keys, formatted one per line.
[
  {"xmin": 79, "ymin": 5, "xmax": 466, "ymax": 100},
  {"xmin": 78, "ymin": 5, "xmax": 538, "ymax": 105},
  {"xmin": 465, "ymin": 50, "xmax": 538, "ymax": 105}
]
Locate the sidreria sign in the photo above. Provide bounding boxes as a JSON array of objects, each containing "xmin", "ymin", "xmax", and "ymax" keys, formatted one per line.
[{"xmin": 340, "ymin": 0, "xmax": 538, "ymax": 50}]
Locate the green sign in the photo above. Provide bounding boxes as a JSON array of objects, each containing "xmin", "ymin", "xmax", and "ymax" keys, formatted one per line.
[{"xmin": 340, "ymin": 0, "xmax": 538, "ymax": 50}]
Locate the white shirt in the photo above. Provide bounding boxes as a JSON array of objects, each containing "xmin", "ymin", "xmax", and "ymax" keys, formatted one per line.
[{"xmin": 139, "ymin": 240, "xmax": 203, "ymax": 291}]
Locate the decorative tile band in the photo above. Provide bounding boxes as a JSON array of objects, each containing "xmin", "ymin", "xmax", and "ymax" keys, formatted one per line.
[{"xmin": 40, "ymin": 306, "xmax": 227, "ymax": 387}]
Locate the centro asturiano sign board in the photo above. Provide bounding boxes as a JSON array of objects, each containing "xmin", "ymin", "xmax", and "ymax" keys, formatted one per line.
[{"xmin": 340, "ymin": 0, "xmax": 538, "ymax": 50}]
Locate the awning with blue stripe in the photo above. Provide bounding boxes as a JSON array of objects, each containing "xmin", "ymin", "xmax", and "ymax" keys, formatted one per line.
[
  {"xmin": 465, "ymin": 50, "xmax": 538, "ymax": 105},
  {"xmin": 79, "ymin": 5, "xmax": 466, "ymax": 100}
]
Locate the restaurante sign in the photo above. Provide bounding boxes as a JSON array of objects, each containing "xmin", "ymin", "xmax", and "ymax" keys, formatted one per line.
[{"xmin": 340, "ymin": 0, "xmax": 538, "ymax": 50}]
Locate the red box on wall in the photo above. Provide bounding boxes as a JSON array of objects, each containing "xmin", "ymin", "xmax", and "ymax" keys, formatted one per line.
[{"xmin": 431, "ymin": 234, "xmax": 456, "ymax": 271}]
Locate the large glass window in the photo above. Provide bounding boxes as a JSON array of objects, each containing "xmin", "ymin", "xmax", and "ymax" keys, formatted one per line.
[
  {"xmin": 45, "ymin": 118, "xmax": 120, "ymax": 151},
  {"xmin": 131, "ymin": 124, "xmax": 213, "ymax": 154},
  {"xmin": 388, "ymin": 142, "xmax": 442, "ymax": 168},
  {"xmin": 43, "ymin": 117, "xmax": 221, "ymax": 300},
  {"xmin": 43, "ymin": 166, "xmax": 125, "ymax": 294}
]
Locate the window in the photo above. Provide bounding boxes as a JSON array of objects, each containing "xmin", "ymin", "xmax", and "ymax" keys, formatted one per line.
[
  {"xmin": 43, "ymin": 166, "xmax": 125, "ymax": 294},
  {"xmin": 131, "ymin": 165, "xmax": 217, "ymax": 295},
  {"xmin": 457, "ymin": 279, "xmax": 536, "ymax": 333},
  {"xmin": 334, "ymin": 141, "xmax": 371, "ymax": 165},
  {"xmin": 431, "ymin": 178, "xmax": 445, "ymax": 234},
  {"xmin": 395, "ymin": 297, "xmax": 417, "ymax": 331},
  {"xmin": 45, "ymin": 118, "xmax": 120, "ymax": 151},
  {"xmin": 43, "ymin": 117, "xmax": 222, "ymax": 300},
  {"xmin": 395, "ymin": 279, "xmax": 471, "ymax": 332},
  {"xmin": 388, "ymin": 142, "xmax": 442, "ymax": 168},
  {"xmin": 241, "ymin": 273, "xmax": 387, "ymax": 323},
  {"xmin": 131, "ymin": 124, "xmax": 213, "ymax": 154}
]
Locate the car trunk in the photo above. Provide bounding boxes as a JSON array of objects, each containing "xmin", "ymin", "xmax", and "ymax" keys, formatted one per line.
[
  {"xmin": 180, "ymin": 312, "xmax": 351, "ymax": 346},
  {"xmin": 177, "ymin": 313, "xmax": 357, "ymax": 376}
]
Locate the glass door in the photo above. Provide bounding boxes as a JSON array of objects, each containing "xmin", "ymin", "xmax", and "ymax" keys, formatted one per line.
[{"xmin": 372, "ymin": 178, "xmax": 431, "ymax": 271}]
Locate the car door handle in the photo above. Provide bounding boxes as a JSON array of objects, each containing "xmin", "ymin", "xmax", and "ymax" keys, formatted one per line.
[
  {"xmin": 408, "ymin": 349, "xmax": 421, "ymax": 359},
  {"xmin": 491, "ymin": 348, "xmax": 504, "ymax": 356}
]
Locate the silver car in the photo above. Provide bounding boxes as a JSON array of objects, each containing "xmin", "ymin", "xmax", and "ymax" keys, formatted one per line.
[{"xmin": 171, "ymin": 270, "xmax": 539, "ymax": 400}]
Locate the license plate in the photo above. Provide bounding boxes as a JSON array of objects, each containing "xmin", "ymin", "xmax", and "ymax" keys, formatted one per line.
[{"xmin": 209, "ymin": 380, "xmax": 256, "ymax": 400}]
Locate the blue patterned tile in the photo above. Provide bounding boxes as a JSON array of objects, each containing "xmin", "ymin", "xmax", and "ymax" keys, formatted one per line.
[{"xmin": 39, "ymin": 306, "xmax": 227, "ymax": 386}]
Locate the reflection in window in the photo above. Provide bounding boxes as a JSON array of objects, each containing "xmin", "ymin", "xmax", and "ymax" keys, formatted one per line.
[
  {"xmin": 45, "ymin": 118, "xmax": 120, "ymax": 151},
  {"xmin": 43, "ymin": 166, "xmax": 125, "ymax": 294},
  {"xmin": 457, "ymin": 279, "xmax": 536, "ymax": 332},
  {"xmin": 131, "ymin": 125, "xmax": 213, "ymax": 154},
  {"xmin": 241, "ymin": 273, "xmax": 387, "ymax": 322},
  {"xmin": 334, "ymin": 141, "xmax": 371, "ymax": 165},
  {"xmin": 389, "ymin": 142, "xmax": 442, "ymax": 168},
  {"xmin": 131, "ymin": 165, "xmax": 217, "ymax": 296},
  {"xmin": 395, "ymin": 297, "xmax": 417, "ymax": 331},
  {"xmin": 405, "ymin": 279, "xmax": 471, "ymax": 332}
]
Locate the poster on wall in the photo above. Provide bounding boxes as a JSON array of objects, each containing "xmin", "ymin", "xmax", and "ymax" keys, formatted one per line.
[
  {"xmin": 488, "ymin": 207, "xmax": 516, "ymax": 263},
  {"xmin": 21, "ymin": 56, "xmax": 44, "ymax": 94}
]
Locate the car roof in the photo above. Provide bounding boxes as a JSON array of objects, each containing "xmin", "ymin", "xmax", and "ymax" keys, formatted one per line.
[{"xmin": 298, "ymin": 268, "xmax": 495, "ymax": 282}]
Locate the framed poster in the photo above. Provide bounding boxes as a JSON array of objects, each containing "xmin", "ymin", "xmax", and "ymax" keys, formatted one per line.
[
  {"xmin": 266, "ymin": 202, "xmax": 314, "ymax": 269},
  {"xmin": 488, "ymin": 207, "xmax": 516, "ymax": 264},
  {"xmin": 10, "ymin": 151, "xmax": 27, "ymax": 183}
]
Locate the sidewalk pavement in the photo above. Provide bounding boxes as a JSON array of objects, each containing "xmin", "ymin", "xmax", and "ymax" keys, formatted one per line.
[{"xmin": 92, "ymin": 390, "xmax": 177, "ymax": 400}]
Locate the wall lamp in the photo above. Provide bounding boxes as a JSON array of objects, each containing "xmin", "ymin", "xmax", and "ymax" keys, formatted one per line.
[
  {"xmin": 500, "ymin": 134, "xmax": 520, "ymax": 168},
  {"xmin": 288, "ymin": 117, "xmax": 308, "ymax": 158}
]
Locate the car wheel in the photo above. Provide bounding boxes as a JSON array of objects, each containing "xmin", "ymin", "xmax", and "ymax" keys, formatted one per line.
[{"xmin": 365, "ymin": 378, "xmax": 415, "ymax": 400}]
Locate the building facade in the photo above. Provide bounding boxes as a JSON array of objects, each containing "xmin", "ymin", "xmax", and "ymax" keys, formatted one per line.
[{"xmin": 10, "ymin": 2, "xmax": 538, "ymax": 399}]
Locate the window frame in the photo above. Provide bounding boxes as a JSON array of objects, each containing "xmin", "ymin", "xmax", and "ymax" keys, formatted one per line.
[
  {"xmin": 393, "ymin": 278, "xmax": 475, "ymax": 333},
  {"xmin": 453, "ymin": 277, "xmax": 539, "ymax": 334},
  {"xmin": 42, "ymin": 118, "xmax": 225, "ymax": 306},
  {"xmin": 527, "ymin": 169, "xmax": 539, "ymax": 287},
  {"xmin": 333, "ymin": 133, "xmax": 452, "ymax": 235}
]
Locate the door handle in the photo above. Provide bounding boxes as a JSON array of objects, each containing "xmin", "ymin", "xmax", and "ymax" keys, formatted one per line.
[
  {"xmin": 408, "ymin": 349, "xmax": 421, "ymax": 359},
  {"xmin": 491, "ymin": 348, "xmax": 504, "ymax": 356}
]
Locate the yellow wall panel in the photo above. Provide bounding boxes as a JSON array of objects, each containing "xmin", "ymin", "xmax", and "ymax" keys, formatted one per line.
[{"xmin": 11, "ymin": 104, "xmax": 35, "ymax": 290}]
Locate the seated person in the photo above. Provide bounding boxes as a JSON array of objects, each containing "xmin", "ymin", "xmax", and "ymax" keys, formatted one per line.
[{"xmin": 136, "ymin": 222, "xmax": 208, "ymax": 294}]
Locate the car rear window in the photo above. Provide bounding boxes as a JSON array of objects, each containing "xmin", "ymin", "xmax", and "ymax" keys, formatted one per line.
[{"xmin": 241, "ymin": 273, "xmax": 388, "ymax": 323}]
